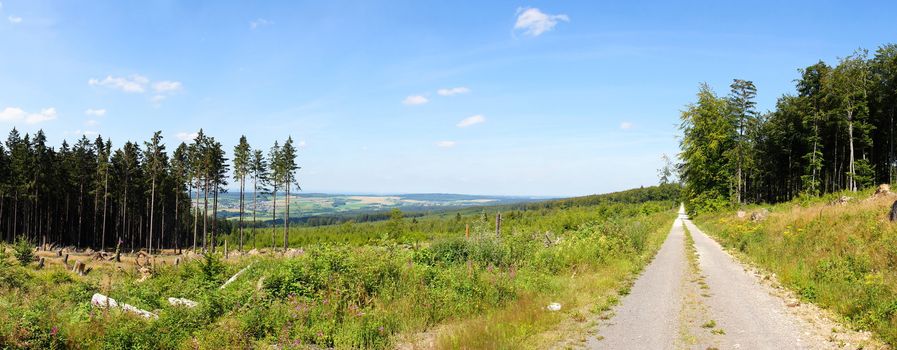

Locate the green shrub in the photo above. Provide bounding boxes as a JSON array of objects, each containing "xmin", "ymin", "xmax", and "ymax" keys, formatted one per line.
[{"xmin": 13, "ymin": 236, "xmax": 34, "ymax": 266}]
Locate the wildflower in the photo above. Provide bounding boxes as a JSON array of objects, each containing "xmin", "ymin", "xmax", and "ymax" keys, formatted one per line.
[{"xmin": 50, "ymin": 326, "xmax": 58, "ymax": 337}]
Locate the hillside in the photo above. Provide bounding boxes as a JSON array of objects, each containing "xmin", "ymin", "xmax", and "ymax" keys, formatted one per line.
[{"xmin": 692, "ymin": 189, "xmax": 897, "ymax": 346}]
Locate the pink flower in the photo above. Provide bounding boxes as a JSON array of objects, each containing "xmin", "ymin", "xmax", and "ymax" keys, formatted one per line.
[{"xmin": 50, "ymin": 326, "xmax": 58, "ymax": 336}]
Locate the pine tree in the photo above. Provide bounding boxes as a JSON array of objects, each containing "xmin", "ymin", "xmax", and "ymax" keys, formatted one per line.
[{"xmin": 232, "ymin": 136, "xmax": 251, "ymax": 251}]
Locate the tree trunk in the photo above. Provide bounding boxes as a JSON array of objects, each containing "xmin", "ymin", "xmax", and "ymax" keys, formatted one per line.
[
  {"xmin": 848, "ymin": 114, "xmax": 857, "ymax": 192},
  {"xmin": 203, "ymin": 177, "xmax": 209, "ymax": 252},
  {"xmin": 271, "ymin": 183, "xmax": 277, "ymax": 251},
  {"xmin": 149, "ymin": 178, "xmax": 155, "ymax": 253},
  {"xmin": 101, "ymin": 168, "xmax": 108, "ymax": 251},
  {"xmin": 212, "ymin": 184, "xmax": 218, "ymax": 253},
  {"xmin": 78, "ymin": 182, "xmax": 84, "ymax": 247},
  {"xmin": 283, "ymin": 182, "xmax": 289, "ymax": 250},
  {"xmin": 239, "ymin": 175, "xmax": 244, "ymax": 252},
  {"xmin": 252, "ymin": 177, "xmax": 257, "ymax": 249}
]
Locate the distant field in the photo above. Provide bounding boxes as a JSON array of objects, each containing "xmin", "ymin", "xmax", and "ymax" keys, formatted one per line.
[{"xmin": 196, "ymin": 192, "xmax": 549, "ymax": 220}]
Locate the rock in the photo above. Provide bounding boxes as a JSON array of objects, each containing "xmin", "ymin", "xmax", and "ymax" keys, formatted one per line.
[
  {"xmin": 736, "ymin": 210, "xmax": 747, "ymax": 219},
  {"xmin": 750, "ymin": 208, "xmax": 769, "ymax": 222},
  {"xmin": 785, "ymin": 300, "xmax": 801, "ymax": 307},
  {"xmin": 547, "ymin": 302, "xmax": 562, "ymax": 311}
]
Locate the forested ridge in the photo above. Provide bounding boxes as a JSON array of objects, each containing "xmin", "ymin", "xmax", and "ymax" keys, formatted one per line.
[
  {"xmin": 680, "ymin": 44, "xmax": 897, "ymax": 213},
  {"xmin": 0, "ymin": 129, "xmax": 300, "ymax": 253}
]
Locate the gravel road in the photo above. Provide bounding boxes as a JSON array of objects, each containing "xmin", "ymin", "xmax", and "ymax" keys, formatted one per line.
[{"xmin": 585, "ymin": 205, "xmax": 855, "ymax": 350}]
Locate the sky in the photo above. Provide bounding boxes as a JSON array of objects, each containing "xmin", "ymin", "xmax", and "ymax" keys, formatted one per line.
[{"xmin": 1, "ymin": 1, "xmax": 896, "ymax": 197}]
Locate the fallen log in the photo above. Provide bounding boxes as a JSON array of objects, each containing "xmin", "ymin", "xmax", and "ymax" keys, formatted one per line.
[
  {"xmin": 91, "ymin": 293, "xmax": 158, "ymax": 319},
  {"xmin": 220, "ymin": 263, "xmax": 253, "ymax": 289},
  {"xmin": 167, "ymin": 297, "xmax": 198, "ymax": 308}
]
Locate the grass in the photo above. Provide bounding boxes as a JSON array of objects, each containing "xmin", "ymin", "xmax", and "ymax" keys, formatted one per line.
[
  {"xmin": 693, "ymin": 188, "xmax": 897, "ymax": 346},
  {"xmin": 0, "ymin": 199, "xmax": 677, "ymax": 349}
]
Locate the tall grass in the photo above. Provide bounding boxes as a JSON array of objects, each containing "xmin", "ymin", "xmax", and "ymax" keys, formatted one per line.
[
  {"xmin": 694, "ymin": 190, "xmax": 897, "ymax": 345},
  {"xmin": 0, "ymin": 201, "xmax": 676, "ymax": 349}
]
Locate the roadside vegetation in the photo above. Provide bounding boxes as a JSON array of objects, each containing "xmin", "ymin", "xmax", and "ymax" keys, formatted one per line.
[
  {"xmin": 0, "ymin": 186, "xmax": 678, "ymax": 349},
  {"xmin": 693, "ymin": 190, "xmax": 897, "ymax": 346}
]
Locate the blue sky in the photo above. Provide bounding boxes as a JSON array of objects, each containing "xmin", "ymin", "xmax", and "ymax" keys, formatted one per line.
[{"xmin": 1, "ymin": 1, "xmax": 895, "ymax": 196}]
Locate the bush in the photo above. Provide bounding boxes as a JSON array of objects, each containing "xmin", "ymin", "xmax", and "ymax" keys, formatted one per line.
[{"xmin": 13, "ymin": 236, "xmax": 34, "ymax": 266}]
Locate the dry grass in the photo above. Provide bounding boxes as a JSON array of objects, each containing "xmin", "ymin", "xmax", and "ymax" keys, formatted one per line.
[{"xmin": 695, "ymin": 190, "xmax": 897, "ymax": 346}]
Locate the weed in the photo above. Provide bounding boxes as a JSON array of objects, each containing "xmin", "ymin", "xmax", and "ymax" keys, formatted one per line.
[{"xmin": 701, "ymin": 320, "xmax": 716, "ymax": 328}]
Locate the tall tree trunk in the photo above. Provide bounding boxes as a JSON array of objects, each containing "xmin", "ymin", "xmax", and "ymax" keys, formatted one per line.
[
  {"xmin": 78, "ymin": 182, "xmax": 84, "ymax": 247},
  {"xmin": 101, "ymin": 168, "xmax": 108, "ymax": 251},
  {"xmin": 252, "ymin": 177, "xmax": 257, "ymax": 249},
  {"xmin": 203, "ymin": 177, "xmax": 209, "ymax": 252},
  {"xmin": 283, "ymin": 182, "xmax": 289, "ymax": 250},
  {"xmin": 239, "ymin": 175, "xmax": 244, "ymax": 252},
  {"xmin": 848, "ymin": 114, "xmax": 857, "ymax": 192},
  {"xmin": 212, "ymin": 184, "xmax": 218, "ymax": 253},
  {"xmin": 192, "ymin": 178, "xmax": 197, "ymax": 252},
  {"xmin": 271, "ymin": 183, "xmax": 277, "ymax": 251},
  {"xmin": 149, "ymin": 177, "xmax": 155, "ymax": 254}
]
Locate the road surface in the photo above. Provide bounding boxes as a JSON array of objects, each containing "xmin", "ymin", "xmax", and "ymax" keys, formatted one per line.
[{"xmin": 585, "ymin": 204, "xmax": 862, "ymax": 349}]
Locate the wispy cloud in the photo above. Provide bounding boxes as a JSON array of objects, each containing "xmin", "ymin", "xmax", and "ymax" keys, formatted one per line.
[
  {"xmin": 250, "ymin": 18, "xmax": 271, "ymax": 29},
  {"xmin": 437, "ymin": 87, "xmax": 470, "ymax": 96},
  {"xmin": 514, "ymin": 7, "xmax": 568, "ymax": 37},
  {"xmin": 0, "ymin": 107, "xmax": 57, "ymax": 124},
  {"xmin": 85, "ymin": 119, "xmax": 100, "ymax": 126},
  {"xmin": 8, "ymin": 15, "xmax": 22, "ymax": 24},
  {"xmin": 620, "ymin": 121, "xmax": 633, "ymax": 130},
  {"xmin": 402, "ymin": 95, "xmax": 429, "ymax": 105},
  {"xmin": 436, "ymin": 140, "xmax": 457, "ymax": 148},
  {"xmin": 89, "ymin": 74, "xmax": 183, "ymax": 104},
  {"xmin": 85, "ymin": 108, "xmax": 106, "ymax": 117},
  {"xmin": 153, "ymin": 81, "xmax": 182, "ymax": 93},
  {"xmin": 176, "ymin": 132, "xmax": 199, "ymax": 141},
  {"xmin": 457, "ymin": 114, "xmax": 485, "ymax": 128},
  {"xmin": 88, "ymin": 75, "xmax": 149, "ymax": 93}
]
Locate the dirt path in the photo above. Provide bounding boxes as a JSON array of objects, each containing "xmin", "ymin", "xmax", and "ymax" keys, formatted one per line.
[{"xmin": 585, "ymin": 205, "xmax": 880, "ymax": 350}]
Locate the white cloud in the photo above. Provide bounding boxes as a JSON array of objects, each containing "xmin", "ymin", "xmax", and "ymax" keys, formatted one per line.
[
  {"xmin": 88, "ymin": 75, "xmax": 148, "ymax": 93},
  {"xmin": 1, "ymin": 107, "xmax": 57, "ymax": 124},
  {"xmin": 25, "ymin": 108, "xmax": 57, "ymax": 124},
  {"xmin": 85, "ymin": 119, "xmax": 99, "ymax": 126},
  {"xmin": 250, "ymin": 18, "xmax": 271, "ymax": 29},
  {"xmin": 620, "ymin": 122, "xmax": 633, "ymax": 130},
  {"xmin": 297, "ymin": 140, "xmax": 307, "ymax": 148},
  {"xmin": 514, "ymin": 7, "xmax": 568, "ymax": 36},
  {"xmin": 8, "ymin": 15, "xmax": 21, "ymax": 24},
  {"xmin": 85, "ymin": 108, "xmax": 106, "ymax": 117},
  {"xmin": 153, "ymin": 80, "xmax": 182, "ymax": 93},
  {"xmin": 436, "ymin": 141, "xmax": 457, "ymax": 148},
  {"xmin": 457, "ymin": 114, "xmax": 485, "ymax": 128},
  {"xmin": 0, "ymin": 107, "xmax": 25, "ymax": 122},
  {"xmin": 437, "ymin": 87, "xmax": 471, "ymax": 96},
  {"xmin": 176, "ymin": 132, "xmax": 199, "ymax": 141},
  {"xmin": 402, "ymin": 95, "xmax": 429, "ymax": 105}
]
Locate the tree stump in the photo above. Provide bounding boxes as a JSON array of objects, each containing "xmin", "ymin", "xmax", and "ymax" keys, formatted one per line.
[{"xmin": 37, "ymin": 257, "xmax": 45, "ymax": 269}]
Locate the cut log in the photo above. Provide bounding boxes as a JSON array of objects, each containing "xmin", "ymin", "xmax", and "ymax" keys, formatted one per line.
[
  {"xmin": 167, "ymin": 297, "xmax": 198, "ymax": 308},
  {"xmin": 91, "ymin": 293, "xmax": 158, "ymax": 319},
  {"xmin": 220, "ymin": 263, "xmax": 253, "ymax": 289}
]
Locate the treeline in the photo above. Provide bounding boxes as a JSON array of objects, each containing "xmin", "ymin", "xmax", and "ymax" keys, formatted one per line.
[
  {"xmin": 680, "ymin": 44, "xmax": 897, "ymax": 212},
  {"xmin": 0, "ymin": 128, "xmax": 300, "ymax": 252}
]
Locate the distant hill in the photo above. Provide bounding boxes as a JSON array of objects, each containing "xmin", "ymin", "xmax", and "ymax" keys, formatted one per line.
[{"xmin": 205, "ymin": 192, "xmax": 549, "ymax": 221}]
